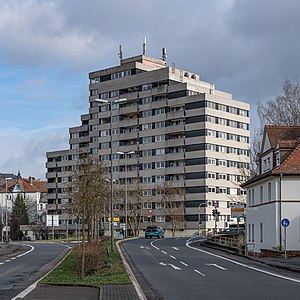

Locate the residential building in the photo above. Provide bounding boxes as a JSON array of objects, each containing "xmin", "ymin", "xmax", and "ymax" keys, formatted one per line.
[
  {"xmin": 46, "ymin": 51, "xmax": 250, "ymax": 236},
  {"xmin": 0, "ymin": 175, "xmax": 47, "ymax": 225},
  {"xmin": 243, "ymin": 125, "xmax": 300, "ymax": 254}
]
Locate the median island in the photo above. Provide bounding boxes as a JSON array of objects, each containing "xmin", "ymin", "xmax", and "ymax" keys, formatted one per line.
[{"xmin": 42, "ymin": 237, "xmax": 131, "ymax": 285}]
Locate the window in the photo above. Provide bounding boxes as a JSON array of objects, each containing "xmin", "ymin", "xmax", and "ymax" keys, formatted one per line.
[
  {"xmin": 143, "ymin": 177, "xmax": 152, "ymax": 183},
  {"xmin": 101, "ymin": 154, "xmax": 110, "ymax": 161},
  {"xmin": 112, "ymin": 128, "xmax": 119, "ymax": 135},
  {"xmin": 208, "ymin": 187, "xmax": 216, "ymax": 193},
  {"xmin": 143, "ymin": 202, "xmax": 152, "ymax": 209},
  {"xmin": 207, "ymin": 130, "xmax": 216, "ymax": 137},
  {"xmin": 155, "ymin": 107, "xmax": 165, "ymax": 115},
  {"xmin": 275, "ymin": 151, "xmax": 280, "ymax": 166},
  {"xmin": 207, "ymin": 144, "xmax": 216, "ymax": 151},
  {"xmin": 155, "ymin": 162, "xmax": 165, "ymax": 169},
  {"xmin": 207, "ymin": 115, "xmax": 216, "ymax": 123},
  {"xmin": 142, "ymin": 83, "xmax": 152, "ymax": 91},
  {"xmin": 156, "ymin": 216, "xmax": 165, "ymax": 222},
  {"xmin": 141, "ymin": 97, "xmax": 152, "ymax": 104},
  {"xmin": 207, "ymin": 172, "xmax": 216, "ymax": 179},
  {"xmin": 142, "ymin": 149, "xmax": 152, "ymax": 157},
  {"xmin": 219, "ymin": 173, "xmax": 227, "ymax": 180},
  {"xmin": 110, "ymin": 90, "xmax": 119, "ymax": 98},
  {"xmin": 112, "ymin": 115, "xmax": 119, "ymax": 122},
  {"xmin": 90, "ymin": 77, "xmax": 100, "ymax": 84},
  {"xmin": 142, "ymin": 136, "xmax": 152, "ymax": 144},
  {"xmin": 155, "ymin": 121, "xmax": 165, "ymax": 129},
  {"xmin": 143, "ymin": 190, "xmax": 152, "ymax": 196},
  {"xmin": 142, "ymin": 123, "xmax": 151, "ymax": 130},
  {"xmin": 260, "ymin": 186, "xmax": 263, "ymax": 204},
  {"xmin": 260, "ymin": 223, "xmax": 263, "ymax": 242},
  {"xmin": 219, "ymin": 188, "xmax": 227, "ymax": 194},
  {"xmin": 143, "ymin": 163, "xmax": 152, "ymax": 170},
  {"xmin": 101, "ymin": 142, "xmax": 110, "ymax": 149},
  {"xmin": 155, "ymin": 148, "xmax": 165, "ymax": 155},
  {"xmin": 155, "ymin": 175, "xmax": 165, "ymax": 182},
  {"xmin": 268, "ymin": 183, "xmax": 272, "ymax": 202},
  {"xmin": 218, "ymin": 132, "xmax": 227, "ymax": 139},
  {"xmin": 252, "ymin": 224, "xmax": 254, "ymax": 242},
  {"xmin": 218, "ymin": 160, "xmax": 227, "ymax": 167},
  {"xmin": 155, "ymin": 134, "xmax": 165, "ymax": 142},
  {"xmin": 141, "ymin": 110, "xmax": 152, "ymax": 117},
  {"xmin": 156, "ymin": 202, "xmax": 165, "ymax": 209},
  {"xmin": 208, "ymin": 158, "xmax": 216, "ymax": 165}
]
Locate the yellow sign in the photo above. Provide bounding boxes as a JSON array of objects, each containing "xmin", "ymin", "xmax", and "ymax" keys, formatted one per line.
[{"xmin": 108, "ymin": 217, "xmax": 120, "ymax": 222}]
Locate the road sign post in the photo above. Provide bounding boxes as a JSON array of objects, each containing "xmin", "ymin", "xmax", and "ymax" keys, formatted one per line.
[{"xmin": 281, "ymin": 218, "xmax": 290, "ymax": 259}]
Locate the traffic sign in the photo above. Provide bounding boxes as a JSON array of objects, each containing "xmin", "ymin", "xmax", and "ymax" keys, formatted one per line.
[{"xmin": 281, "ymin": 218, "xmax": 290, "ymax": 227}]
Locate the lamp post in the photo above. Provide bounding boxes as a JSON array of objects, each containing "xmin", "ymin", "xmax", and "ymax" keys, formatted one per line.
[
  {"xmin": 94, "ymin": 98, "xmax": 127, "ymax": 252},
  {"xmin": 5, "ymin": 178, "xmax": 13, "ymax": 242},
  {"xmin": 117, "ymin": 151, "xmax": 135, "ymax": 238},
  {"xmin": 198, "ymin": 202, "xmax": 207, "ymax": 236}
]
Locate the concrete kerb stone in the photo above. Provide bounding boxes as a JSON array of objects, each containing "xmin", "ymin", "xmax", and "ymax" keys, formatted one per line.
[{"xmin": 116, "ymin": 238, "xmax": 147, "ymax": 300}]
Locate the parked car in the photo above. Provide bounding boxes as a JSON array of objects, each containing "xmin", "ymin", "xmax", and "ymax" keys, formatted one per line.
[
  {"xmin": 145, "ymin": 225, "xmax": 165, "ymax": 239},
  {"xmin": 218, "ymin": 227, "xmax": 242, "ymax": 235}
]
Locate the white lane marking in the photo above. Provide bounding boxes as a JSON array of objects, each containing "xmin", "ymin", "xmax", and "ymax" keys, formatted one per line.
[
  {"xmin": 206, "ymin": 263, "xmax": 227, "ymax": 271},
  {"xmin": 175, "ymin": 238, "xmax": 180, "ymax": 240},
  {"xmin": 180, "ymin": 261, "xmax": 189, "ymax": 267},
  {"xmin": 171, "ymin": 247, "xmax": 179, "ymax": 251},
  {"xmin": 159, "ymin": 262, "xmax": 182, "ymax": 270},
  {"xmin": 168, "ymin": 263, "xmax": 181, "ymax": 270},
  {"xmin": 170, "ymin": 255, "xmax": 176, "ymax": 260},
  {"xmin": 186, "ymin": 241, "xmax": 300, "ymax": 283},
  {"xmin": 150, "ymin": 240, "xmax": 160, "ymax": 251},
  {"xmin": 11, "ymin": 257, "xmax": 16, "ymax": 260},
  {"xmin": 5, "ymin": 260, "xmax": 11, "ymax": 262},
  {"xmin": 16, "ymin": 244, "xmax": 35, "ymax": 257},
  {"xmin": 161, "ymin": 251, "xmax": 167, "ymax": 255},
  {"xmin": 194, "ymin": 269, "xmax": 206, "ymax": 277},
  {"xmin": 12, "ymin": 282, "xmax": 37, "ymax": 300},
  {"xmin": 0, "ymin": 262, "xmax": 4, "ymax": 265}
]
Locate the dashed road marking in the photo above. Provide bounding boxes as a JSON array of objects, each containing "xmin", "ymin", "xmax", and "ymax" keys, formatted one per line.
[
  {"xmin": 170, "ymin": 255, "xmax": 176, "ymax": 260},
  {"xmin": 194, "ymin": 269, "xmax": 206, "ymax": 277},
  {"xmin": 180, "ymin": 261, "xmax": 189, "ymax": 267},
  {"xmin": 161, "ymin": 251, "xmax": 167, "ymax": 254}
]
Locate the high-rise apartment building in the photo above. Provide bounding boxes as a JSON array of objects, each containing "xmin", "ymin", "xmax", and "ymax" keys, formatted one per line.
[{"xmin": 46, "ymin": 51, "xmax": 250, "ymax": 236}]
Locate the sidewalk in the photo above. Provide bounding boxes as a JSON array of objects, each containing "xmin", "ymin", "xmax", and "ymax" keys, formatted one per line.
[{"xmin": 248, "ymin": 255, "xmax": 300, "ymax": 273}]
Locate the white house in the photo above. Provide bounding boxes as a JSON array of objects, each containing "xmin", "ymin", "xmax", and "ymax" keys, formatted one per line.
[
  {"xmin": 242, "ymin": 126, "xmax": 300, "ymax": 255},
  {"xmin": 0, "ymin": 176, "xmax": 47, "ymax": 226}
]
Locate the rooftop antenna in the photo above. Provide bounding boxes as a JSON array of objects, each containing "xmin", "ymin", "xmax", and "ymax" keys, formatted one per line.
[
  {"xmin": 118, "ymin": 45, "xmax": 123, "ymax": 63},
  {"xmin": 142, "ymin": 37, "xmax": 147, "ymax": 55},
  {"xmin": 161, "ymin": 47, "xmax": 167, "ymax": 61}
]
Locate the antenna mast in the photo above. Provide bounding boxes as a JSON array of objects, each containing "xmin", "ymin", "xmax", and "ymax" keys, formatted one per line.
[
  {"xmin": 118, "ymin": 45, "xmax": 123, "ymax": 63},
  {"xmin": 142, "ymin": 37, "xmax": 147, "ymax": 55}
]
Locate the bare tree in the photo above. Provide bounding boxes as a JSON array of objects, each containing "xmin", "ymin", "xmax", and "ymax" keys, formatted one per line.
[
  {"xmin": 257, "ymin": 78, "xmax": 300, "ymax": 127},
  {"xmin": 70, "ymin": 155, "xmax": 109, "ymax": 242},
  {"xmin": 252, "ymin": 78, "xmax": 300, "ymax": 174},
  {"xmin": 159, "ymin": 182, "xmax": 185, "ymax": 237}
]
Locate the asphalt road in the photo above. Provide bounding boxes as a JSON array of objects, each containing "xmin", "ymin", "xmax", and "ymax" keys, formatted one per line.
[
  {"xmin": 0, "ymin": 242, "xmax": 71, "ymax": 300},
  {"xmin": 123, "ymin": 237, "xmax": 300, "ymax": 300}
]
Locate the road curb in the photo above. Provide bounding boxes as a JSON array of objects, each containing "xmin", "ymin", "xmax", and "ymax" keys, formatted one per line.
[{"xmin": 117, "ymin": 238, "xmax": 147, "ymax": 300}]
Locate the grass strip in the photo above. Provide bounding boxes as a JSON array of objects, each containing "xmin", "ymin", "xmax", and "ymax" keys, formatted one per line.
[{"xmin": 41, "ymin": 239, "xmax": 131, "ymax": 285}]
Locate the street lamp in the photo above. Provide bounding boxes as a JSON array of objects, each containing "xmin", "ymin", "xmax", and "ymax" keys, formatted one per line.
[
  {"xmin": 198, "ymin": 202, "xmax": 207, "ymax": 236},
  {"xmin": 5, "ymin": 178, "xmax": 13, "ymax": 242},
  {"xmin": 94, "ymin": 98, "xmax": 127, "ymax": 252},
  {"xmin": 117, "ymin": 150, "xmax": 135, "ymax": 238}
]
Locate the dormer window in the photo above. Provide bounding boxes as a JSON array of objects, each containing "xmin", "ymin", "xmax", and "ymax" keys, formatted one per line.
[{"xmin": 275, "ymin": 151, "xmax": 280, "ymax": 167}]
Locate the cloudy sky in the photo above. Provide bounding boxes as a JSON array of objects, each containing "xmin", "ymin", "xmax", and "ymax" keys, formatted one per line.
[{"xmin": 0, "ymin": 0, "xmax": 299, "ymax": 180}]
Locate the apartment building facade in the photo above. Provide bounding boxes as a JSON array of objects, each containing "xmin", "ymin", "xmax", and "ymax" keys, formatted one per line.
[{"xmin": 46, "ymin": 53, "xmax": 250, "ymax": 236}]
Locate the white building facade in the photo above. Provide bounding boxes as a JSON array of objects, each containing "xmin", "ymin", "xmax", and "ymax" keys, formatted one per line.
[{"xmin": 243, "ymin": 126, "xmax": 300, "ymax": 254}]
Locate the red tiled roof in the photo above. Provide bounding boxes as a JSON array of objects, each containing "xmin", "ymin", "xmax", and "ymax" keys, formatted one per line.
[
  {"xmin": 272, "ymin": 144, "xmax": 300, "ymax": 174},
  {"xmin": 277, "ymin": 139, "xmax": 300, "ymax": 149},
  {"xmin": 0, "ymin": 178, "xmax": 47, "ymax": 193},
  {"xmin": 265, "ymin": 125, "xmax": 300, "ymax": 148}
]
